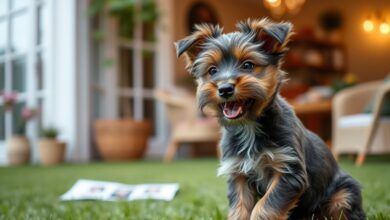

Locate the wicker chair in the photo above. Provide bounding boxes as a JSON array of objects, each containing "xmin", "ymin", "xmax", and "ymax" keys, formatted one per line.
[
  {"xmin": 332, "ymin": 81, "xmax": 390, "ymax": 166},
  {"xmin": 154, "ymin": 89, "xmax": 220, "ymax": 162}
]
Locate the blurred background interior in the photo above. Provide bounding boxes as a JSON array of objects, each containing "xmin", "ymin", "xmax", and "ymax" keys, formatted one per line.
[{"xmin": 0, "ymin": 0, "xmax": 389, "ymax": 166}]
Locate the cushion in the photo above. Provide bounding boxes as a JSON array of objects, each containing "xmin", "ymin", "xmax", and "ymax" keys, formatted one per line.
[
  {"xmin": 338, "ymin": 114, "xmax": 373, "ymax": 127},
  {"xmin": 338, "ymin": 114, "xmax": 390, "ymax": 128},
  {"xmin": 364, "ymin": 74, "xmax": 390, "ymax": 115}
]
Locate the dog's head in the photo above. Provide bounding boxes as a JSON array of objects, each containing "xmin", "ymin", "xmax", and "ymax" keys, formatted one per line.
[{"xmin": 175, "ymin": 18, "xmax": 292, "ymax": 125}]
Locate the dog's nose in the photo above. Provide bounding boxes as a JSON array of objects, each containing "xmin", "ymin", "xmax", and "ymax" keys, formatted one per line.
[{"xmin": 218, "ymin": 83, "xmax": 235, "ymax": 99}]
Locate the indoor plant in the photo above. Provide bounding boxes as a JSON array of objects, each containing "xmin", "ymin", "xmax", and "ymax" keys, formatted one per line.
[{"xmin": 38, "ymin": 127, "xmax": 66, "ymax": 165}]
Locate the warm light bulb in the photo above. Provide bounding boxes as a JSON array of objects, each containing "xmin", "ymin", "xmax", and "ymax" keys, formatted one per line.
[
  {"xmin": 265, "ymin": 0, "xmax": 281, "ymax": 8},
  {"xmin": 379, "ymin": 22, "xmax": 390, "ymax": 35},
  {"xmin": 363, "ymin": 19, "xmax": 375, "ymax": 32}
]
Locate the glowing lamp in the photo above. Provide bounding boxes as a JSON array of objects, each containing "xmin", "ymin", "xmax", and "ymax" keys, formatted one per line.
[
  {"xmin": 265, "ymin": 0, "xmax": 281, "ymax": 8},
  {"xmin": 363, "ymin": 19, "xmax": 375, "ymax": 32},
  {"xmin": 379, "ymin": 22, "xmax": 390, "ymax": 35}
]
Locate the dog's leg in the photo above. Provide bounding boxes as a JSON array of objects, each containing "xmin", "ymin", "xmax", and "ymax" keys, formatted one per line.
[
  {"xmin": 326, "ymin": 189, "xmax": 352, "ymax": 220},
  {"xmin": 250, "ymin": 172, "xmax": 306, "ymax": 220},
  {"xmin": 324, "ymin": 175, "xmax": 365, "ymax": 220},
  {"xmin": 228, "ymin": 175, "xmax": 256, "ymax": 220}
]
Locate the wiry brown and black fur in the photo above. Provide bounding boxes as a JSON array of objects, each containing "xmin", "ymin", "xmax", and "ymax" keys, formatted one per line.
[{"xmin": 175, "ymin": 18, "xmax": 365, "ymax": 220}]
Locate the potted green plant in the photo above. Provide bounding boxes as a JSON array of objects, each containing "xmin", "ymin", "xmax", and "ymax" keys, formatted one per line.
[
  {"xmin": 2, "ymin": 91, "xmax": 36, "ymax": 165},
  {"xmin": 38, "ymin": 127, "xmax": 66, "ymax": 165}
]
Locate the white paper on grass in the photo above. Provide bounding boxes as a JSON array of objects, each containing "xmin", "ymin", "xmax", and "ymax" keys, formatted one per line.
[{"xmin": 60, "ymin": 179, "xmax": 179, "ymax": 201}]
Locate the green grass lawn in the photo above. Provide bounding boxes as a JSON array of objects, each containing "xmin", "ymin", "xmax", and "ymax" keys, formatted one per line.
[{"xmin": 0, "ymin": 157, "xmax": 389, "ymax": 220}]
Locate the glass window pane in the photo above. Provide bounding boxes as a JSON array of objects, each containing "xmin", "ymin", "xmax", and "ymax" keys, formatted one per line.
[
  {"xmin": 12, "ymin": 102, "xmax": 25, "ymax": 135},
  {"xmin": 36, "ymin": 52, "xmax": 43, "ymax": 90},
  {"xmin": 118, "ymin": 14, "xmax": 134, "ymax": 39},
  {"xmin": 0, "ymin": 0, "xmax": 8, "ymax": 16},
  {"xmin": 11, "ymin": 0, "xmax": 30, "ymax": 10},
  {"xmin": 37, "ymin": 4, "xmax": 48, "ymax": 45},
  {"xmin": 0, "ymin": 105, "xmax": 5, "ymax": 140},
  {"xmin": 0, "ymin": 21, "xmax": 6, "ymax": 56},
  {"xmin": 92, "ymin": 91, "xmax": 103, "ymax": 118},
  {"xmin": 142, "ymin": 22, "xmax": 155, "ymax": 42},
  {"xmin": 37, "ymin": 98, "xmax": 43, "ymax": 133},
  {"xmin": 141, "ymin": 0, "xmax": 157, "ymax": 41},
  {"xmin": 0, "ymin": 62, "xmax": 4, "ymax": 90},
  {"xmin": 143, "ymin": 50, "xmax": 154, "ymax": 89},
  {"xmin": 143, "ymin": 99, "xmax": 155, "ymax": 135},
  {"xmin": 119, "ymin": 48, "xmax": 133, "ymax": 88},
  {"xmin": 11, "ymin": 14, "xmax": 29, "ymax": 53},
  {"xmin": 119, "ymin": 96, "xmax": 133, "ymax": 118},
  {"xmin": 0, "ymin": 0, "xmax": 8, "ymax": 15},
  {"xmin": 12, "ymin": 57, "xmax": 26, "ymax": 92}
]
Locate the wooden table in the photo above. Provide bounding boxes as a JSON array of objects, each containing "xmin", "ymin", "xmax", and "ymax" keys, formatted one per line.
[
  {"xmin": 290, "ymin": 100, "xmax": 332, "ymax": 115},
  {"xmin": 289, "ymin": 100, "xmax": 332, "ymax": 147}
]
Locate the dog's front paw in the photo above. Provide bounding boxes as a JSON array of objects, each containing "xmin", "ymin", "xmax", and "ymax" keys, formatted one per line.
[
  {"xmin": 250, "ymin": 206, "xmax": 287, "ymax": 220},
  {"xmin": 229, "ymin": 209, "xmax": 251, "ymax": 220}
]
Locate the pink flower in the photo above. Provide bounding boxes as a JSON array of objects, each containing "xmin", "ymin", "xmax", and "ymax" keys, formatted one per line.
[
  {"xmin": 2, "ymin": 91, "xmax": 18, "ymax": 111},
  {"xmin": 22, "ymin": 107, "xmax": 38, "ymax": 121}
]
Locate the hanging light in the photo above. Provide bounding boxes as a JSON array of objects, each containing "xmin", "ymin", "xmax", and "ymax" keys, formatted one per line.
[
  {"xmin": 362, "ymin": 18, "xmax": 375, "ymax": 32},
  {"xmin": 263, "ymin": 0, "xmax": 305, "ymax": 17},
  {"xmin": 264, "ymin": 0, "xmax": 282, "ymax": 9},
  {"xmin": 265, "ymin": 0, "xmax": 281, "ymax": 6},
  {"xmin": 379, "ymin": 21, "xmax": 390, "ymax": 35}
]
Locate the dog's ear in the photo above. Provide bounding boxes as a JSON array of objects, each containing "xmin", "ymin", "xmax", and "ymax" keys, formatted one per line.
[
  {"xmin": 175, "ymin": 24, "xmax": 223, "ymax": 68},
  {"xmin": 237, "ymin": 18, "xmax": 293, "ymax": 55}
]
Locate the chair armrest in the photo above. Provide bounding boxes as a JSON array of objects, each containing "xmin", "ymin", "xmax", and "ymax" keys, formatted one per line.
[
  {"xmin": 332, "ymin": 81, "xmax": 380, "ymax": 119},
  {"xmin": 371, "ymin": 83, "xmax": 390, "ymax": 124},
  {"xmin": 362, "ymin": 83, "xmax": 390, "ymax": 154},
  {"xmin": 154, "ymin": 89, "xmax": 198, "ymax": 125},
  {"xmin": 154, "ymin": 90, "xmax": 190, "ymax": 108}
]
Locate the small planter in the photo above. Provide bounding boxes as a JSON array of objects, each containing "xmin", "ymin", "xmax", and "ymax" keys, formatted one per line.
[
  {"xmin": 7, "ymin": 135, "xmax": 30, "ymax": 165},
  {"xmin": 95, "ymin": 119, "xmax": 152, "ymax": 161},
  {"xmin": 39, "ymin": 138, "xmax": 66, "ymax": 165}
]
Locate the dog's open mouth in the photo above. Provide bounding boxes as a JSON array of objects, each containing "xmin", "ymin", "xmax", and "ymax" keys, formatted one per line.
[{"xmin": 220, "ymin": 99, "xmax": 254, "ymax": 120}]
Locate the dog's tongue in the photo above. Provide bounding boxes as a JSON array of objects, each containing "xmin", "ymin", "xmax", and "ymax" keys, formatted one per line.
[{"xmin": 223, "ymin": 101, "xmax": 243, "ymax": 119}]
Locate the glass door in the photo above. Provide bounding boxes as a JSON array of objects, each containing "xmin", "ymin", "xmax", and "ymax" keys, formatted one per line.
[
  {"xmin": 118, "ymin": 21, "xmax": 157, "ymax": 135},
  {"xmin": 94, "ymin": 0, "xmax": 158, "ymax": 135}
]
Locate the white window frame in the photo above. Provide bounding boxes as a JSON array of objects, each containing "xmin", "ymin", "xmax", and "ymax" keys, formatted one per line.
[
  {"xmin": 0, "ymin": 0, "xmax": 52, "ymax": 164},
  {"xmin": 96, "ymin": 0, "xmax": 174, "ymax": 158}
]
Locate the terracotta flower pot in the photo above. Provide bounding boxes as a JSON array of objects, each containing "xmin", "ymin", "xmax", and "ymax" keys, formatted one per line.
[
  {"xmin": 94, "ymin": 119, "xmax": 152, "ymax": 161},
  {"xmin": 7, "ymin": 135, "xmax": 30, "ymax": 165},
  {"xmin": 39, "ymin": 138, "xmax": 66, "ymax": 165}
]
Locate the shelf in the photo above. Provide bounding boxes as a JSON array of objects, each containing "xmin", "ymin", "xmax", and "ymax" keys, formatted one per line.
[
  {"xmin": 289, "ymin": 36, "xmax": 345, "ymax": 48},
  {"xmin": 284, "ymin": 36, "xmax": 347, "ymax": 80},
  {"xmin": 283, "ymin": 62, "xmax": 346, "ymax": 74}
]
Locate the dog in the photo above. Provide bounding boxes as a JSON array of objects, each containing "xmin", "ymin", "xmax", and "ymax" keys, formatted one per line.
[{"xmin": 175, "ymin": 18, "xmax": 365, "ymax": 220}]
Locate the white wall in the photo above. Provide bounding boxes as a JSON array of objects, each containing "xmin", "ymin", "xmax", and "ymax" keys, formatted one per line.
[{"xmin": 49, "ymin": 0, "xmax": 90, "ymax": 162}]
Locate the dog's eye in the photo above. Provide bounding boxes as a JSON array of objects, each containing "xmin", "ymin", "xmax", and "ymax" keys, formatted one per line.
[
  {"xmin": 208, "ymin": 66, "xmax": 218, "ymax": 76},
  {"xmin": 242, "ymin": 61, "xmax": 255, "ymax": 71}
]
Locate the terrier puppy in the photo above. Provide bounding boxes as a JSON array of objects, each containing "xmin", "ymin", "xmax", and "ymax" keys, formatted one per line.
[{"xmin": 175, "ymin": 18, "xmax": 365, "ymax": 220}]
